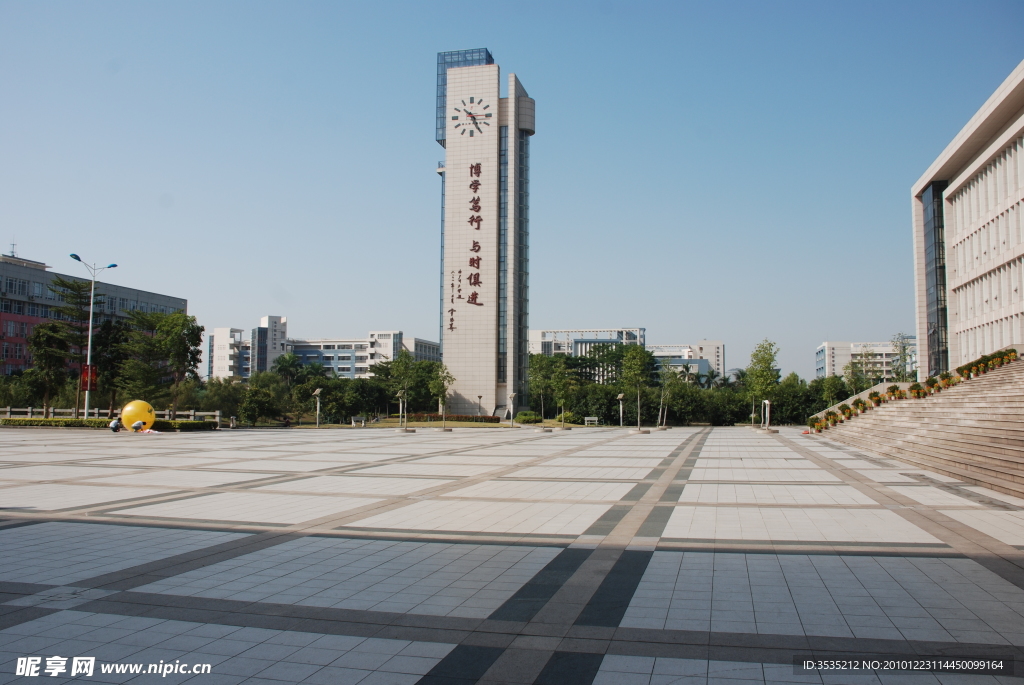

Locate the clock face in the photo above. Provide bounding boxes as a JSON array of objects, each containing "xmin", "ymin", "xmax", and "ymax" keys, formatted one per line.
[{"xmin": 451, "ymin": 96, "xmax": 493, "ymax": 137}]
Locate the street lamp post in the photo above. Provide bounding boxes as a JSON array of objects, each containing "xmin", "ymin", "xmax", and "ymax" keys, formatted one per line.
[
  {"xmin": 312, "ymin": 388, "xmax": 322, "ymax": 428},
  {"xmin": 477, "ymin": 395, "xmax": 483, "ymax": 417},
  {"xmin": 69, "ymin": 254, "xmax": 117, "ymax": 419},
  {"xmin": 616, "ymin": 393, "xmax": 624, "ymax": 427}
]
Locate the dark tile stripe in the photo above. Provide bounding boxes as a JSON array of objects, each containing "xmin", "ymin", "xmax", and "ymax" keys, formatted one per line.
[
  {"xmin": 488, "ymin": 549, "xmax": 592, "ymax": 622},
  {"xmin": 659, "ymin": 484, "xmax": 684, "ymax": 502},
  {"xmin": 76, "ymin": 532, "xmax": 301, "ymax": 591},
  {"xmin": 620, "ymin": 483, "xmax": 651, "ymax": 501},
  {"xmin": 0, "ymin": 606, "xmax": 60, "ymax": 631},
  {"xmin": 417, "ymin": 644, "xmax": 504, "ymax": 685},
  {"xmin": 574, "ymin": 550, "xmax": 653, "ymax": 627},
  {"xmin": 0, "ymin": 581, "xmax": 55, "ymax": 595},
  {"xmin": 66, "ymin": 588, "xmax": 1024, "ymax": 660},
  {"xmin": 533, "ymin": 651, "xmax": 604, "ymax": 685},
  {"xmin": 581, "ymin": 506, "xmax": 631, "ymax": 536},
  {"xmin": 636, "ymin": 506, "xmax": 674, "ymax": 537}
]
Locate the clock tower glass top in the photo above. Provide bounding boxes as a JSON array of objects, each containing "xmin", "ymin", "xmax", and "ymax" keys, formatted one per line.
[{"xmin": 436, "ymin": 48, "xmax": 494, "ymax": 145}]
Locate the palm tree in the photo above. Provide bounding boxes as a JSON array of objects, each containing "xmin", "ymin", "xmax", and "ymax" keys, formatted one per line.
[
  {"xmin": 271, "ymin": 353, "xmax": 303, "ymax": 387},
  {"xmin": 705, "ymin": 368, "xmax": 722, "ymax": 389},
  {"xmin": 681, "ymin": 363, "xmax": 699, "ymax": 385}
]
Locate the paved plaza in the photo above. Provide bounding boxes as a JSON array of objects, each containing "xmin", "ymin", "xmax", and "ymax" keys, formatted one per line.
[{"xmin": 1, "ymin": 426, "xmax": 1023, "ymax": 684}]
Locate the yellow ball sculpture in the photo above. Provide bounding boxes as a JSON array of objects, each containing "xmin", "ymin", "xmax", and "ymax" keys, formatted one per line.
[{"xmin": 121, "ymin": 400, "xmax": 156, "ymax": 431}]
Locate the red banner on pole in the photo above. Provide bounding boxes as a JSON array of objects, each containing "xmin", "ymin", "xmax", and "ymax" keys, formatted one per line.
[{"xmin": 80, "ymin": 365, "xmax": 97, "ymax": 392}]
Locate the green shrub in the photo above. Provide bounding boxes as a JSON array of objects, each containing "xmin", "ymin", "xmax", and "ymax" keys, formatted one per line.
[
  {"xmin": 0, "ymin": 418, "xmax": 109, "ymax": 428},
  {"xmin": 554, "ymin": 411, "xmax": 582, "ymax": 425},
  {"xmin": 924, "ymin": 376, "xmax": 938, "ymax": 388},
  {"xmin": 152, "ymin": 420, "xmax": 218, "ymax": 431},
  {"xmin": 515, "ymin": 411, "xmax": 542, "ymax": 424},
  {"xmin": 405, "ymin": 413, "xmax": 499, "ymax": 423}
]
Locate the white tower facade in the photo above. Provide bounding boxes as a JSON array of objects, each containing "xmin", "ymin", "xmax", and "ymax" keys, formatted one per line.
[{"xmin": 437, "ymin": 49, "xmax": 535, "ymax": 416}]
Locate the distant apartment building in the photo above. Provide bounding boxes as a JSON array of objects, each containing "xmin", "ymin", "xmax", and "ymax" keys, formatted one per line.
[
  {"xmin": 208, "ymin": 328, "xmax": 248, "ymax": 379},
  {"xmin": 528, "ymin": 328, "xmax": 646, "ymax": 357},
  {"xmin": 0, "ymin": 253, "xmax": 187, "ymax": 376},
  {"xmin": 251, "ymin": 316, "xmax": 288, "ymax": 375},
  {"xmin": 289, "ymin": 331, "xmax": 442, "ymax": 379},
  {"xmin": 647, "ymin": 343, "xmax": 725, "ymax": 377},
  {"xmin": 208, "ymin": 320, "xmax": 440, "ymax": 380},
  {"xmin": 528, "ymin": 329, "xmax": 724, "ymax": 376},
  {"xmin": 652, "ymin": 340, "xmax": 726, "ymax": 377},
  {"xmin": 815, "ymin": 338, "xmax": 917, "ymax": 381}
]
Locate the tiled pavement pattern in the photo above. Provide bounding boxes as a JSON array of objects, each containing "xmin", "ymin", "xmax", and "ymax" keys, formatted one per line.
[{"xmin": 0, "ymin": 427, "xmax": 1023, "ymax": 683}]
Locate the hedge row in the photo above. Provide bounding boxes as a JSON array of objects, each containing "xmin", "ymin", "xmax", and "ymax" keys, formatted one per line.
[
  {"xmin": 405, "ymin": 413, "xmax": 500, "ymax": 423},
  {"xmin": 955, "ymin": 348, "xmax": 1017, "ymax": 377},
  {"xmin": 0, "ymin": 418, "xmax": 217, "ymax": 431}
]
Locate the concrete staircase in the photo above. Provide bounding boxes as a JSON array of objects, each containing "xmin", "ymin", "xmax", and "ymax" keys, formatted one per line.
[{"xmin": 821, "ymin": 359, "xmax": 1024, "ymax": 498}]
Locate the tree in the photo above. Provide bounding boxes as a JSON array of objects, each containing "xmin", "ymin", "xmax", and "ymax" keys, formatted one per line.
[
  {"xmin": 549, "ymin": 356, "xmax": 578, "ymax": 427},
  {"xmin": 157, "ymin": 312, "xmax": 204, "ymax": 418},
  {"xmin": 891, "ymin": 332, "xmax": 914, "ymax": 382},
  {"xmin": 49, "ymin": 276, "xmax": 95, "ymax": 416},
  {"xmin": 201, "ymin": 377, "xmax": 247, "ymax": 419},
  {"xmin": 389, "ymin": 349, "xmax": 416, "ymax": 427},
  {"xmin": 620, "ymin": 345, "xmax": 653, "ymax": 430},
  {"xmin": 93, "ymin": 320, "xmax": 131, "ymax": 417},
  {"xmin": 26, "ymin": 323, "xmax": 70, "ymax": 411},
  {"xmin": 746, "ymin": 339, "xmax": 780, "ymax": 401},
  {"xmin": 842, "ymin": 356, "xmax": 871, "ymax": 394},
  {"xmin": 428, "ymin": 363, "xmax": 456, "ymax": 428},
  {"xmin": 117, "ymin": 311, "xmax": 169, "ymax": 406},
  {"xmin": 296, "ymin": 362, "xmax": 329, "ymax": 384},
  {"xmin": 656, "ymin": 365, "xmax": 681, "ymax": 426},
  {"xmin": 527, "ymin": 354, "xmax": 557, "ymax": 418},
  {"xmin": 817, "ymin": 374, "xmax": 848, "ymax": 410},
  {"xmin": 238, "ymin": 387, "xmax": 279, "ymax": 425},
  {"xmin": 271, "ymin": 353, "xmax": 303, "ymax": 388}
]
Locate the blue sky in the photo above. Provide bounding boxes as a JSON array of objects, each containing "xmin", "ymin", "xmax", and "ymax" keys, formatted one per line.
[{"xmin": 1, "ymin": 1, "xmax": 1022, "ymax": 378}]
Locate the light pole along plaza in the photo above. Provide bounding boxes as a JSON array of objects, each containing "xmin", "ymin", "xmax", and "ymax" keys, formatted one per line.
[{"xmin": 69, "ymin": 254, "xmax": 117, "ymax": 418}]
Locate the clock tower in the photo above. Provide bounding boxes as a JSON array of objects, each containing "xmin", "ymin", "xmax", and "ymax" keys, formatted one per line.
[{"xmin": 436, "ymin": 49, "xmax": 536, "ymax": 418}]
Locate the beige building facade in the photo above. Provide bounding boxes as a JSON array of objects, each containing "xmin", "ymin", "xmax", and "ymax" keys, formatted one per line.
[
  {"xmin": 438, "ymin": 49, "xmax": 535, "ymax": 416},
  {"xmin": 913, "ymin": 59, "xmax": 1024, "ymax": 376}
]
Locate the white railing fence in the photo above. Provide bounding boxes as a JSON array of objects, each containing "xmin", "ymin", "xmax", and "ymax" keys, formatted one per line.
[{"xmin": 2, "ymin": 407, "xmax": 221, "ymax": 423}]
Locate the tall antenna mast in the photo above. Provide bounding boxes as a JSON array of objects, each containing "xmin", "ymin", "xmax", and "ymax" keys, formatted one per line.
[{"xmin": 8, "ymin": 237, "xmax": 16, "ymax": 257}]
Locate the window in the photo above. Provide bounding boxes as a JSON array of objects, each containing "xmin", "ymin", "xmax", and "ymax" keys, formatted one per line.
[
  {"xmin": 356, "ymin": 356, "xmax": 368, "ymax": 362},
  {"xmin": 0, "ymin": 342, "xmax": 6, "ymax": 359},
  {"xmin": 119, "ymin": 298, "xmax": 128, "ymax": 311},
  {"xmin": 338, "ymin": 344, "xmax": 352, "ymax": 349},
  {"xmin": 323, "ymin": 355, "xmax": 334, "ymax": 361},
  {"xmin": 339, "ymin": 355, "xmax": 351, "ymax": 361},
  {"xmin": 13, "ymin": 343, "xmax": 24, "ymax": 359},
  {"xmin": 32, "ymin": 282, "xmax": 44, "ymax": 297},
  {"xmin": 338, "ymin": 366, "xmax": 351, "ymax": 372}
]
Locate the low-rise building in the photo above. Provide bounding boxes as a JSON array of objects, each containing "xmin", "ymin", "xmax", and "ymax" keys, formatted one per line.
[
  {"xmin": 815, "ymin": 338, "xmax": 918, "ymax": 381},
  {"xmin": 288, "ymin": 331, "xmax": 442, "ymax": 379},
  {"xmin": 528, "ymin": 328, "xmax": 646, "ymax": 357},
  {"xmin": 208, "ymin": 320, "xmax": 441, "ymax": 380},
  {"xmin": 1, "ymin": 253, "xmax": 187, "ymax": 376}
]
